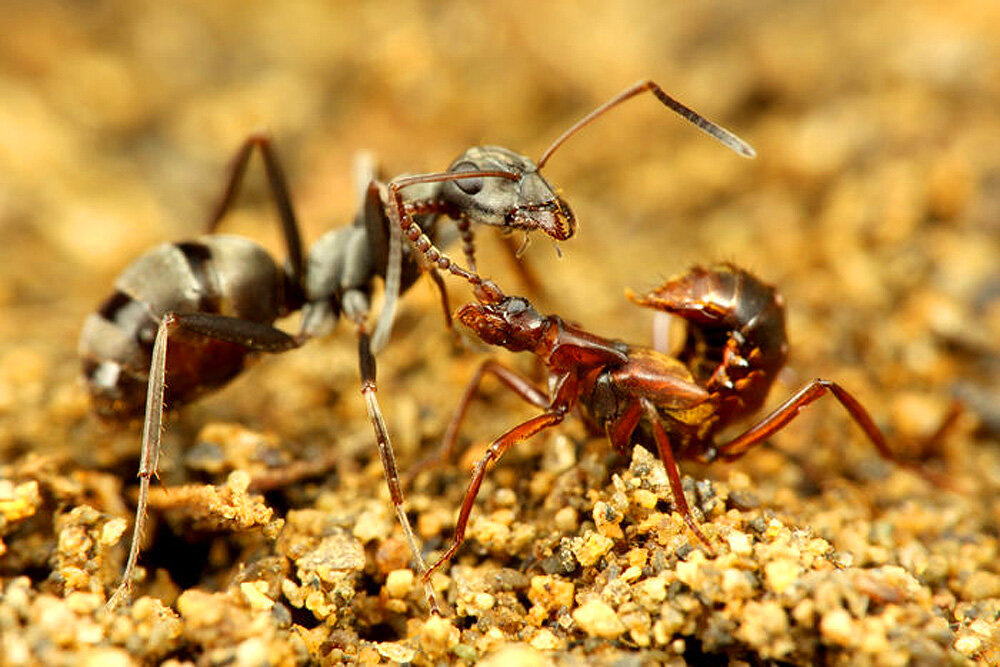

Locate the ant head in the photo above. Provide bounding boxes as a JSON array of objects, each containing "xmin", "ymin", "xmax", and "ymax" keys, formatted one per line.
[
  {"xmin": 442, "ymin": 146, "xmax": 576, "ymax": 241},
  {"xmin": 457, "ymin": 295, "xmax": 547, "ymax": 352}
]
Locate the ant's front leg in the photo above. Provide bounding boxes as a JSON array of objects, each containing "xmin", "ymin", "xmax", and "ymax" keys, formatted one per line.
[
  {"xmin": 108, "ymin": 312, "xmax": 300, "ymax": 610},
  {"xmin": 425, "ymin": 409, "xmax": 566, "ymax": 581},
  {"xmin": 404, "ymin": 359, "xmax": 549, "ymax": 489}
]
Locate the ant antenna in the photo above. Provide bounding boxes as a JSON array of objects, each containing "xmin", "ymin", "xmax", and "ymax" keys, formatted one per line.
[{"xmin": 537, "ymin": 79, "xmax": 756, "ymax": 169}]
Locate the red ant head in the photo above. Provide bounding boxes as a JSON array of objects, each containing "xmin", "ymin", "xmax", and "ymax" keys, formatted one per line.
[
  {"xmin": 443, "ymin": 147, "xmax": 576, "ymax": 242},
  {"xmin": 456, "ymin": 296, "xmax": 548, "ymax": 353}
]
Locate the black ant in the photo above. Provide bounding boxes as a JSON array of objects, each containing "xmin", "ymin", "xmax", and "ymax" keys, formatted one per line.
[
  {"xmin": 419, "ymin": 264, "xmax": 954, "ymax": 577},
  {"xmin": 79, "ymin": 80, "xmax": 753, "ymax": 611}
]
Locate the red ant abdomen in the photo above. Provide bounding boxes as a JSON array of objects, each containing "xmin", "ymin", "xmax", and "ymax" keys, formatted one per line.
[{"xmin": 629, "ymin": 264, "xmax": 788, "ymax": 422}]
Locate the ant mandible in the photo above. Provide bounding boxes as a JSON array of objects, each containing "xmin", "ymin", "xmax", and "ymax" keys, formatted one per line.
[
  {"xmin": 419, "ymin": 264, "xmax": 953, "ymax": 577},
  {"xmin": 80, "ymin": 80, "xmax": 753, "ymax": 611}
]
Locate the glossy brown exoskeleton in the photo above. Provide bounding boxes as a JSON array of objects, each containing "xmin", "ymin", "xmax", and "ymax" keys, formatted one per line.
[{"xmin": 422, "ymin": 264, "xmax": 948, "ymax": 576}]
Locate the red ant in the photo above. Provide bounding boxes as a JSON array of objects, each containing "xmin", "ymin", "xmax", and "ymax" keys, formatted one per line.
[
  {"xmin": 80, "ymin": 81, "xmax": 753, "ymax": 611},
  {"xmin": 419, "ymin": 264, "xmax": 953, "ymax": 577}
]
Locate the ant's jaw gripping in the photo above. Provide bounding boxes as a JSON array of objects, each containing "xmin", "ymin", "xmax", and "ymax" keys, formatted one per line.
[{"xmin": 506, "ymin": 197, "xmax": 576, "ymax": 241}]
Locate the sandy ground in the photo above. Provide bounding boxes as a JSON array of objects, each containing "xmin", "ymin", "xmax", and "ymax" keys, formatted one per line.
[{"xmin": 1, "ymin": 1, "xmax": 999, "ymax": 664}]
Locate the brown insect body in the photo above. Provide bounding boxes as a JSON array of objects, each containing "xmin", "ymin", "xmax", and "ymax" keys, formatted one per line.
[
  {"xmin": 458, "ymin": 264, "xmax": 784, "ymax": 461},
  {"xmin": 426, "ymin": 264, "xmax": 942, "ymax": 577}
]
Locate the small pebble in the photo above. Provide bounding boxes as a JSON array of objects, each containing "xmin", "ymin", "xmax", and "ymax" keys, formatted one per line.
[
  {"xmin": 384, "ymin": 569, "xmax": 414, "ymax": 598},
  {"xmin": 820, "ymin": 608, "xmax": 856, "ymax": 647},
  {"xmin": 572, "ymin": 599, "xmax": 626, "ymax": 639}
]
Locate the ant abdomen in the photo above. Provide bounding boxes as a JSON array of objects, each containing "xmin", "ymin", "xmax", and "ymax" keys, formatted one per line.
[
  {"xmin": 80, "ymin": 235, "xmax": 290, "ymax": 418},
  {"xmin": 628, "ymin": 264, "xmax": 788, "ymax": 420}
]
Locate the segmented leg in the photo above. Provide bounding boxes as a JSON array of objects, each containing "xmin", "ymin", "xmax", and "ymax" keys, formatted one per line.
[
  {"xmin": 356, "ymin": 328, "xmax": 441, "ymax": 614},
  {"xmin": 424, "ymin": 410, "xmax": 566, "ymax": 580},
  {"xmin": 715, "ymin": 379, "xmax": 951, "ymax": 487},
  {"xmin": 405, "ymin": 360, "xmax": 548, "ymax": 488},
  {"xmin": 456, "ymin": 216, "xmax": 478, "ymax": 274},
  {"xmin": 206, "ymin": 132, "xmax": 305, "ymax": 284},
  {"xmin": 107, "ymin": 312, "xmax": 300, "ymax": 610},
  {"xmin": 641, "ymin": 399, "xmax": 714, "ymax": 552}
]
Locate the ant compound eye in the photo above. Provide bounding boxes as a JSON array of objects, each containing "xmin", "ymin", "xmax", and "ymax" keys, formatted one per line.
[{"xmin": 451, "ymin": 162, "xmax": 484, "ymax": 195}]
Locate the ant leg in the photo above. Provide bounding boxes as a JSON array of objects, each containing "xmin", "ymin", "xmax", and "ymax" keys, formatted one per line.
[
  {"xmin": 384, "ymin": 178, "xmax": 475, "ymax": 284},
  {"xmin": 424, "ymin": 410, "xmax": 565, "ymax": 581},
  {"xmin": 106, "ymin": 313, "xmax": 301, "ymax": 610},
  {"xmin": 355, "ymin": 328, "xmax": 441, "ymax": 614},
  {"xmin": 174, "ymin": 312, "xmax": 303, "ymax": 351},
  {"xmin": 427, "ymin": 268, "xmax": 453, "ymax": 330},
  {"xmin": 605, "ymin": 400, "xmax": 643, "ymax": 457},
  {"xmin": 370, "ymin": 209, "xmax": 403, "ymax": 355},
  {"xmin": 405, "ymin": 360, "xmax": 549, "ymax": 488},
  {"xmin": 455, "ymin": 217, "xmax": 478, "ymax": 274},
  {"xmin": 107, "ymin": 313, "xmax": 172, "ymax": 610},
  {"xmin": 206, "ymin": 132, "xmax": 305, "ymax": 285},
  {"xmin": 715, "ymin": 379, "xmax": 950, "ymax": 487},
  {"xmin": 640, "ymin": 399, "xmax": 714, "ymax": 552},
  {"xmin": 913, "ymin": 399, "xmax": 964, "ymax": 460}
]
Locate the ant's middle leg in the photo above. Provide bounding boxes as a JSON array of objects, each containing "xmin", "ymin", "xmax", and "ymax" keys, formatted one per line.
[
  {"xmin": 108, "ymin": 312, "xmax": 300, "ymax": 610},
  {"xmin": 206, "ymin": 132, "xmax": 305, "ymax": 284},
  {"xmin": 608, "ymin": 399, "xmax": 713, "ymax": 552},
  {"xmin": 405, "ymin": 359, "xmax": 549, "ymax": 489}
]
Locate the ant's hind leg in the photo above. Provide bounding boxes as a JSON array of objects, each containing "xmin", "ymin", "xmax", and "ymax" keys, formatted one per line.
[
  {"xmin": 106, "ymin": 313, "xmax": 300, "ymax": 610},
  {"xmin": 640, "ymin": 399, "xmax": 714, "ymax": 553},
  {"xmin": 715, "ymin": 379, "xmax": 953, "ymax": 488}
]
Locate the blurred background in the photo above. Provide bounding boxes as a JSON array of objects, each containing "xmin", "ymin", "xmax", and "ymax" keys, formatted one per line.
[{"xmin": 0, "ymin": 0, "xmax": 998, "ymax": 659}]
